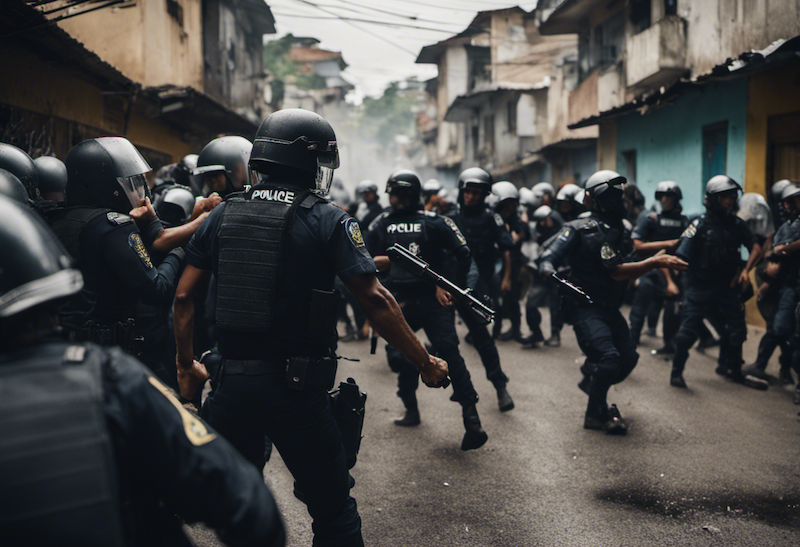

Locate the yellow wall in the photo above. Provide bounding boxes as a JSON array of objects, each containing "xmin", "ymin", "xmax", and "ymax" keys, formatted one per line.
[
  {"xmin": 745, "ymin": 61, "xmax": 800, "ymax": 194},
  {"xmin": 0, "ymin": 43, "xmax": 194, "ymax": 162}
]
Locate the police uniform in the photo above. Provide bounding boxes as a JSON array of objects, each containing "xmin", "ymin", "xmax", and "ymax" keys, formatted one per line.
[
  {"xmin": 367, "ymin": 208, "xmax": 479, "ymax": 410},
  {"xmin": 0, "ymin": 340, "xmax": 283, "ymax": 547},
  {"xmin": 538, "ymin": 210, "xmax": 637, "ymax": 426},
  {"xmin": 185, "ymin": 180, "xmax": 375, "ymax": 546},
  {"xmin": 450, "ymin": 204, "xmax": 514, "ymax": 390},
  {"xmin": 628, "ymin": 208, "xmax": 689, "ymax": 346},
  {"xmin": 495, "ymin": 211, "xmax": 530, "ymax": 339},
  {"xmin": 671, "ymin": 211, "xmax": 758, "ymax": 382},
  {"xmin": 355, "ymin": 199, "xmax": 384, "ymax": 231},
  {"xmin": 525, "ymin": 210, "xmax": 565, "ymax": 344}
]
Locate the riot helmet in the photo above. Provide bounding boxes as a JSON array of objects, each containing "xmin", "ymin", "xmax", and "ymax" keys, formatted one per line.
[
  {"xmin": 771, "ymin": 180, "xmax": 792, "ymax": 203},
  {"xmin": 457, "ymin": 167, "xmax": 492, "ymax": 208},
  {"xmin": 519, "ymin": 187, "xmax": 536, "ymax": 207},
  {"xmin": 556, "ymin": 183, "xmax": 585, "ymax": 216},
  {"xmin": 0, "ymin": 143, "xmax": 38, "ymax": 201},
  {"xmin": 194, "ymin": 136, "xmax": 252, "ymax": 197},
  {"xmin": 65, "ymin": 137, "xmax": 151, "ymax": 212},
  {"xmin": 492, "ymin": 181, "xmax": 519, "ymax": 219},
  {"xmin": 0, "ymin": 195, "xmax": 83, "ymax": 318},
  {"xmin": 532, "ymin": 205, "xmax": 552, "ymax": 222},
  {"xmin": 386, "ymin": 170, "xmax": 422, "ymax": 211},
  {"xmin": 0, "ymin": 168, "xmax": 31, "ymax": 206},
  {"xmin": 703, "ymin": 175, "xmax": 741, "ymax": 216},
  {"xmin": 174, "ymin": 154, "xmax": 200, "ymax": 195},
  {"xmin": 356, "ymin": 179, "xmax": 379, "ymax": 203},
  {"xmin": 779, "ymin": 184, "xmax": 800, "ymax": 218},
  {"xmin": 154, "ymin": 185, "xmax": 196, "ymax": 227},
  {"xmin": 249, "ymin": 108, "xmax": 339, "ymax": 195},
  {"xmin": 738, "ymin": 192, "xmax": 775, "ymax": 237},
  {"xmin": 654, "ymin": 180, "xmax": 682, "ymax": 213},
  {"xmin": 33, "ymin": 156, "xmax": 68, "ymax": 201},
  {"xmin": 422, "ymin": 179, "xmax": 443, "ymax": 203},
  {"xmin": 532, "ymin": 182, "xmax": 556, "ymax": 206},
  {"xmin": 584, "ymin": 170, "xmax": 626, "ymax": 216}
]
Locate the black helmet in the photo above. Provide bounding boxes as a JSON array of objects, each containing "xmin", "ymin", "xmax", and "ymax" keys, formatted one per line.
[
  {"xmin": 422, "ymin": 179, "xmax": 443, "ymax": 202},
  {"xmin": 386, "ymin": 170, "xmax": 422, "ymax": 211},
  {"xmin": 65, "ymin": 137, "xmax": 151, "ymax": 212},
  {"xmin": 0, "ymin": 168, "xmax": 31, "ymax": 206},
  {"xmin": 250, "ymin": 109, "xmax": 339, "ymax": 194},
  {"xmin": 33, "ymin": 156, "xmax": 68, "ymax": 197},
  {"xmin": 654, "ymin": 180, "xmax": 682, "ymax": 200},
  {"xmin": 154, "ymin": 185, "xmax": 195, "ymax": 227},
  {"xmin": 0, "ymin": 143, "xmax": 39, "ymax": 200},
  {"xmin": 584, "ymin": 170, "xmax": 626, "ymax": 215},
  {"xmin": 194, "ymin": 136, "xmax": 252, "ymax": 196},
  {"xmin": 356, "ymin": 179, "xmax": 378, "ymax": 199},
  {"xmin": 457, "ymin": 167, "xmax": 492, "ymax": 202},
  {"xmin": 0, "ymin": 195, "xmax": 83, "ymax": 318},
  {"xmin": 703, "ymin": 175, "xmax": 741, "ymax": 216}
]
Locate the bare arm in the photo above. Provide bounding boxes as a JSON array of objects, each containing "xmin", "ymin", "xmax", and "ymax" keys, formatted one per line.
[
  {"xmin": 344, "ymin": 272, "xmax": 449, "ymax": 387},
  {"xmin": 633, "ymin": 238, "xmax": 679, "ymax": 254},
  {"xmin": 610, "ymin": 253, "xmax": 687, "ymax": 281},
  {"xmin": 151, "ymin": 212, "xmax": 210, "ymax": 254},
  {"xmin": 173, "ymin": 264, "xmax": 212, "ymax": 398}
]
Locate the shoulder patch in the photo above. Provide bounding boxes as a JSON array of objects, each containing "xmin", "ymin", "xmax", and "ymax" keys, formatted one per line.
[
  {"xmin": 147, "ymin": 376, "xmax": 216, "ymax": 446},
  {"xmin": 343, "ymin": 217, "xmax": 365, "ymax": 248},
  {"xmin": 107, "ymin": 212, "xmax": 133, "ymax": 226},
  {"xmin": 493, "ymin": 213, "xmax": 504, "ymax": 227},
  {"xmin": 600, "ymin": 243, "xmax": 617, "ymax": 260},
  {"xmin": 128, "ymin": 232, "xmax": 153, "ymax": 268},
  {"xmin": 442, "ymin": 214, "xmax": 468, "ymax": 245}
]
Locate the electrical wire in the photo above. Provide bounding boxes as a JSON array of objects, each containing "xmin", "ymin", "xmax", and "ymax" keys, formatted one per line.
[
  {"xmin": 271, "ymin": 11, "xmax": 457, "ymax": 33},
  {"xmin": 331, "ymin": 0, "xmax": 466, "ymax": 27}
]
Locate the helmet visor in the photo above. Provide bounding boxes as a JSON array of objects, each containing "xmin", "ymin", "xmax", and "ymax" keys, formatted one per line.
[
  {"xmin": 117, "ymin": 173, "xmax": 148, "ymax": 209},
  {"xmin": 316, "ymin": 164, "xmax": 335, "ymax": 195}
]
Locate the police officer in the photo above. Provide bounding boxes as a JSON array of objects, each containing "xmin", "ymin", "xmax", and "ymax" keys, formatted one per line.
[
  {"xmin": 538, "ymin": 170, "xmax": 687, "ymax": 433},
  {"xmin": 422, "ymin": 178, "xmax": 443, "ymax": 207},
  {"xmin": 0, "ymin": 167, "xmax": 30, "ymax": 206},
  {"xmin": 368, "ymin": 169, "xmax": 490, "ymax": 445},
  {"xmin": 193, "ymin": 136, "xmax": 253, "ymax": 198},
  {"xmin": 448, "ymin": 167, "xmax": 516, "ymax": 410},
  {"xmin": 154, "ymin": 185, "xmax": 197, "ymax": 228},
  {"xmin": 354, "ymin": 179, "xmax": 383, "ymax": 230},
  {"xmin": 0, "ymin": 142, "xmax": 39, "ymax": 201},
  {"xmin": 745, "ymin": 184, "xmax": 800, "ymax": 383},
  {"xmin": 492, "ymin": 181, "xmax": 530, "ymax": 343},
  {"xmin": 0, "ymin": 195, "xmax": 285, "ymax": 547},
  {"xmin": 525, "ymin": 204, "xmax": 565, "ymax": 347},
  {"xmin": 670, "ymin": 175, "xmax": 764, "ymax": 389},
  {"xmin": 555, "ymin": 183, "xmax": 585, "ymax": 222},
  {"xmin": 174, "ymin": 109, "xmax": 449, "ymax": 547},
  {"xmin": 48, "ymin": 138, "xmax": 188, "ymax": 379},
  {"xmin": 33, "ymin": 155, "xmax": 68, "ymax": 202},
  {"xmin": 628, "ymin": 181, "xmax": 689, "ymax": 350}
]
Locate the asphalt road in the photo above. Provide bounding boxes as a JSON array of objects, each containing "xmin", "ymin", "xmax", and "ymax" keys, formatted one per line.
[{"xmin": 189, "ymin": 309, "xmax": 800, "ymax": 546}]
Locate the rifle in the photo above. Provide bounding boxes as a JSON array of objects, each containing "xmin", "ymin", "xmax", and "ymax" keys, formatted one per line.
[
  {"xmin": 551, "ymin": 272, "xmax": 594, "ymax": 305},
  {"xmin": 386, "ymin": 243, "xmax": 496, "ymax": 323}
]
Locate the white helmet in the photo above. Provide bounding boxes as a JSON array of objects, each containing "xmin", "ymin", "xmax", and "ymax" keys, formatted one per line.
[{"xmin": 492, "ymin": 181, "xmax": 519, "ymax": 203}]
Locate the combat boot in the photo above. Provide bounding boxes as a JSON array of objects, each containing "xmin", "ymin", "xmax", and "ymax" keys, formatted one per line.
[
  {"xmin": 493, "ymin": 382, "xmax": 514, "ymax": 412},
  {"xmin": 584, "ymin": 403, "xmax": 627, "ymax": 435},
  {"xmin": 793, "ymin": 385, "xmax": 800, "ymax": 405},
  {"xmin": 670, "ymin": 370, "xmax": 687, "ymax": 389},
  {"xmin": 544, "ymin": 333, "xmax": 561, "ymax": 347},
  {"xmin": 460, "ymin": 403, "xmax": 488, "ymax": 450},
  {"xmin": 394, "ymin": 407, "xmax": 421, "ymax": 426}
]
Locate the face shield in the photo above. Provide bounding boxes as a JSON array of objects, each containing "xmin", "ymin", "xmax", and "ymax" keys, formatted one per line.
[
  {"xmin": 116, "ymin": 173, "xmax": 148, "ymax": 209},
  {"xmin": 312, "ymin": 140, "xmax": 339, "ymax": 195}
]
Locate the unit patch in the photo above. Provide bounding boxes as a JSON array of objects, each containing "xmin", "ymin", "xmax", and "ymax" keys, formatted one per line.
[
  {"xmin": 600, "ymin": 243, "xmax": 617, "ymax": 260},
  {"xmin": 107, "ymin": 212, "xmax": 133, "ymax": 226},
  {"xmin": 442, "ymin": 215, "xmax": 468, "ymax": 245},
  {"xmin": 128, "ymin": 232, "xmax": 153, "ymax": 269},
  {"xmin": 148, "ymin": 376, "xmax": 216, "ymax": 446},
  {"xmin": 408, "ymin": 242, "xmax": 420, "ymax": 255},
  {"xmin": 344, "ymin": 217, "xmax": 365, "ymax": 248},
  {"xmin": 494, "ymin": 213, "xmax": 505, "ymax": 227}
]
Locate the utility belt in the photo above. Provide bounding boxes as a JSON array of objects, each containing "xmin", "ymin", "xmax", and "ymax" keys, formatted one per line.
[
  {"xmin": 222, "ymin": 355, "xmax": 338, "ymax": 392},
  {"xmin": 60, "ymin": 317, "xmax": 144, "ymax": 356}
]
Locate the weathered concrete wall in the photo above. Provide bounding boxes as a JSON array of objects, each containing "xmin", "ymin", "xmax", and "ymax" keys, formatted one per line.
[{"xmin": 615, "ymin": 79, "xmax": 748, "ymax": 217}]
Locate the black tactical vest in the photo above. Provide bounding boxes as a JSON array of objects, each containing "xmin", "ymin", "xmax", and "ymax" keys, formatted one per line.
[
  {"xmin": 454, "ymin": 207, "xmax": 495, "ymax": 261},
  {"xmin": 48, "ymin": 206, "xmax": 110, "ymax": 263},
  {"xmin": 383, "ymin": 210, "xmax": 429, "ymax": 286},
  {"xmin": 0, "ymin": 344, "xmax": 126, "ymax": 546},
  {"xmin": 215, "ymin": 187, "xmax": 337, "ymax": 355},
  {"xmin": 651, "ymin": 211, "xmax": 688, "ymax": 241},
  {"xmin": 569, "ymin": 217, "xmax": 632, "ymax": 308},
  {"xmin": 695, "ymin": 216, "xmax": 742, "ymax": 282}
]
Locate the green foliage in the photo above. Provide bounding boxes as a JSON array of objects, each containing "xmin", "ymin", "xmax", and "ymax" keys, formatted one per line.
[{"xmin": 263, "ymin": 35, "xmax": 328, "ymax": 92}]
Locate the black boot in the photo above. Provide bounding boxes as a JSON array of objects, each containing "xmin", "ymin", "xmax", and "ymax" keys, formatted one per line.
[
  {"xmin": 670, "ymin": 369, "xmax": 687, "ymax": 388},
  {"xmin": 794, "ymin": 384, "xmax": 800, "ymax": 405},
  {"xmin": 544, "ymin": 332, "xmax": 561, "ymax": 347},
  {"xmin": 460, "ymin": 403, "xmax": 488, "ymax": 450},
  {"xmin": 494, "ymin": 382, "xmax": 514, "ymax": 412},
  {"xmin": 584, "ymin": 403, "xmax": 627, "ymax": 435},
  {"xmin": 394, "ymin": 407, "xmax": 421, "ymax": 426},
  {"xmin": 498, "ymin": 328, "xmax": 520, "ymax": 342}
]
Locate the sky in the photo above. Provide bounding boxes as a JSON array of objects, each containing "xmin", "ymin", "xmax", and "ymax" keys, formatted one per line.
[{"xmin": 265, "ymin": 0, "xmax": 540, "ymax": 102}]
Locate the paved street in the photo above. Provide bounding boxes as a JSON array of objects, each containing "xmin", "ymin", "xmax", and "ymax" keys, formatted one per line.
[{"xmin": 190, "ymin": 310, "xmax": 800, "ymax": 546}]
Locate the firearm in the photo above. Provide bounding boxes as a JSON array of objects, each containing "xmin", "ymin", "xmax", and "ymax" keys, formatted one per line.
[
  {"xmin": 386, "ymin": 243, "xmax": 495, "ymax": 323},
  {"xmin": 551, "ymin": 272, "xmax": 594, "ymax": 305}
]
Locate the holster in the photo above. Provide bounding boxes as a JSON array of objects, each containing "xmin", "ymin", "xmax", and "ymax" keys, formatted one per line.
[
  {"xmin": 329, "ymin": 377, "xmax": 367, "ymax": 469},
  {"xmin": 286, "ymin": 355, "xmax": 338, "ymax": 392}
]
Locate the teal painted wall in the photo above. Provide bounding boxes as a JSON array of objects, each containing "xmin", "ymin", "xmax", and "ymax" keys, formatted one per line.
[{"xmin": 615, "ymin": 79, "xmax": 748, "ymax": 217}]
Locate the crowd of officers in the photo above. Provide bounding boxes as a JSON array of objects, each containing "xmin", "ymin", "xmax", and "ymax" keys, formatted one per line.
[{"xmin": 0, "ymin": 106, "xmax": 797, "ymax": 546}]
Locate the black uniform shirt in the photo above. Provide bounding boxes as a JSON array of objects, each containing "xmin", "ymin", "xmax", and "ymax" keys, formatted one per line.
[
  {"xmin": 632, "ymin": 209, "xmax": 689, "ymax": 248},
  {"xmin": 773, "ymin": 216, "xmax": 800, "ymax": 287},
  {"xmin": 450, "ymin": 205, "xmax": 514, "ymax": 280}
]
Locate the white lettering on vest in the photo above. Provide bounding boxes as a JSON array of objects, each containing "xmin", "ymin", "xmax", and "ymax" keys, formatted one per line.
[
  {"xmin": 387, "ymin": 223, "xmax": 422, "ymax": 233},
  {"xmin": 251, "ymin": 189, "xmax": 296, "ymax": 203}
]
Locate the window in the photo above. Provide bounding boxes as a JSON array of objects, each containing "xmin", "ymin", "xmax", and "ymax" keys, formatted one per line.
[
  {"xmin": 702, "ymin": 122, "xmax": 728, "ymax": 191},
  {"xmin": 630, "ymin": 0, "xmax": 651, "ymax": 34},
  {"xmin": 665, "ymin": 0, "xmax": 678, "ymax": 17},
  {"xmin": 507, "ymin": 99, "xmax": 517, "ymax": 133}
]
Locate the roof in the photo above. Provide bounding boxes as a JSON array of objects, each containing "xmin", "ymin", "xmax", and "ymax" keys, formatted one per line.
[
  {"xmin": 538, "ymin": 0, "xmax": 600, "ymax": 36},
  {"xmin": 289, "ymin": 47, "xmax": 344, "ymax": 64},
  {"xmin": 416, "ymin": 7, "xmax": 526, "ymax": 64},
  {"xmin": 568, "ymin": 35, "xmax": 800, "ymax": 128},
  {"xmin": 239, "ymin": 0, "xmax": 276, "ymax": 35},
  {"xmin": 444, "ymin": 82, "xmax": 549, "ymax": 123}
]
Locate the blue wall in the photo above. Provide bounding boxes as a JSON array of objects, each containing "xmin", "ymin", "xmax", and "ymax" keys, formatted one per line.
[
  {"xmin": 571, "ymin": 144, "xmax": 597, "ymax": 186},
  {"xmin": 615, "ymin": 79, "xmax": 748, "ymax": 217}
]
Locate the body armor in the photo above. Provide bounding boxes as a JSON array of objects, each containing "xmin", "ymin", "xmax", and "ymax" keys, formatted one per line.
[
  {"xmin": 48, "ymin": 206, "xmax": 109, "ymax": 263},
  {"xmin": 694, "ymin": 215, "xmax": 742, "ymax": 283},
  {"xmin": 382, "ymin": 210, "xmax": 429, "ymax": 286},
  {"xmin": 568, "ymin": 217, "xmax": 632, "ymax": 308},
  {"xmin": 215, "ymin": 187, "xmax": 338, "ymax": 355},
  {"xmin": 650, "ymin": 211, "xmax": 688, "ymax": 241},
  {"xmin": 0, "ymin": 344, "xmax": 125, "ymax": 546}
]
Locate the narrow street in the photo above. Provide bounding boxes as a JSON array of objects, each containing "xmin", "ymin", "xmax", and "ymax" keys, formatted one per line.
[{"xmin": 191, "ymin": 311, "xmax": 800, "ymax": 547}]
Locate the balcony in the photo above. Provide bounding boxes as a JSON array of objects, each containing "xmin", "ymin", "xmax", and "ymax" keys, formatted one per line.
[
  {"xmin": 626, "ymin": 16, "xmax": 688, "ymax": 93},
  {"xmin": 567, "ymin": 64, "xmax": 623, "ymax": 127}
]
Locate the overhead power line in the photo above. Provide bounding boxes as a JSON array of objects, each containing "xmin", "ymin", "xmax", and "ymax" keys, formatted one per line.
[{"xmin": 271, "ymin": 11, "xmax": 456, "ymax": 33}]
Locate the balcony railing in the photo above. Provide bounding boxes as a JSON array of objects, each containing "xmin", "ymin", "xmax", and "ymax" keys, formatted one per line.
[{"xmin": 626, "ymin": 15, "xmax": 687, "ymax": 93}]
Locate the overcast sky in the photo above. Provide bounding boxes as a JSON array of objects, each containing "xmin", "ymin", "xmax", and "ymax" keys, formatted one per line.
[{"xmin": 266, "ymin": 0, "xmax": 540, "ymax": 102}]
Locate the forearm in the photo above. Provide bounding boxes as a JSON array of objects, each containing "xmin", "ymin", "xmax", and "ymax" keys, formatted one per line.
[
  {"xmin": 151, "ymin": 212, "xmax": 209, "ymax": 254},
  {"xmin": 633, "ymin": 239, "xmax": 676, "ymax": 254},
  {"xmin": 139, "ymin": 250, "xmax": 184, "ymax": 306},
  {"xmin": 611, "ymin": 256, "xmax": 660, "ymax": 281},
  {"xmin": 374, "ymin": 255, "xmax": 390, "ymax": 272},
  {"xmin": 173, "ymin": 291, "xmax": 195, "ymax": 368},
  {"xmin": 744, "ymin": 243, "xmax": 763, "ymax": 273},
  {"xmin": 502, "ymin": 250, "xmax": 511, "ymax": 280}
]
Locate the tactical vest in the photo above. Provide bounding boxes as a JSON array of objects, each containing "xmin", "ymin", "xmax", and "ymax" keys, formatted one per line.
[
  {"xmin": 215, "ymin": 188, "xmax": 338, "ymax": 354},
  {"xmin": 383, "ymin": 210, "xmax": 429, "ymax": 286},
  {"xmin": 570, "ymin": 217, "xmax": 632, "ymax": 308},
  {"xmin": 49, "ymin": 206, "xmax": 110, "ymax": 263},
  {"xmin": 695, "ymin": 217, "xmax": 742, "ymax": 282},
  {"xmin": 0, "ymin": 344, "xmax": 126, "ymax": 546},
  {"xmin": 651, "ymin": 212, "xmax": 688, "ymax": 241},
  {"xmin": 455, "ymin": 207, "xmax": 495, "ymax": 260}
]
